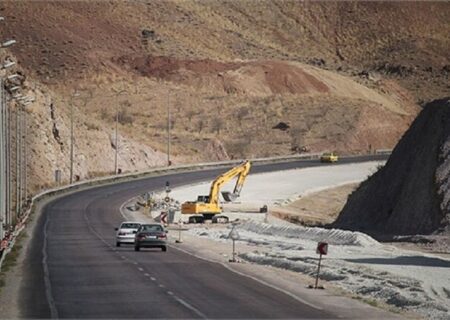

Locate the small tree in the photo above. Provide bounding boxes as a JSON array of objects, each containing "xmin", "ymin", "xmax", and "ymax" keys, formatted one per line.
[
  {"xmin": 196, "ymin": 119, "xmax": 204, "ymax": 133},
  {"xmin": 236, "ymin": 106, "xmax": 249, "ymax": 125},
  {"xmin": 210, "ymin": 118, "xmax": 223, "ymax": 134},
  {"xmin": 186, "ymin": 110, "xmax": 196, "ymax": 123},
  {"xmin": 118, "ymin": 108, "xmax": 134, "ymax": 125}
]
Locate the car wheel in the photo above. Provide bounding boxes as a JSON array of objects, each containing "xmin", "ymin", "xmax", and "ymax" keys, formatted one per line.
[
  {"xmin": 134, "ymin": 245, "xmax": 140, "ymax": 251},
  {"xmin": 116, "ymin": 242, "xmax": 121, "ymax": 247},
  {"xmin": 161, "ymin": 246, "xmax": 167, "ymax": 252}
]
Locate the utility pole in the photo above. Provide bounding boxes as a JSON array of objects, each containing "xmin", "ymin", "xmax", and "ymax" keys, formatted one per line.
[{"xmin": 167, "ymin": 90, "xmax": 171, "ymax": 166}]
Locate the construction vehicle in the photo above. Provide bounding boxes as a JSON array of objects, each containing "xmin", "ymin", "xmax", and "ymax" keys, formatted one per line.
[{"xmin": 181, "ymin": 161, "xmax": 251, "ymax": 223}]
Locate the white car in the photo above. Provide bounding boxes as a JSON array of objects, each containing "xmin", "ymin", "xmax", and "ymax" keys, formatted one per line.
[{"xmin": 115, "ymin": 221, "xmax": 142, "ymax": 247}]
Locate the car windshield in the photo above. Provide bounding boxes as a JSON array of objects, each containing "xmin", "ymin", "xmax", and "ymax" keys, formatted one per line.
[
  {"xmin": 141, "ymin": 225, "xmax": 163, "ymax": 232},
  {"xmin": 120, "ymin": 223, "xmax": 140, "ymax": 229}
]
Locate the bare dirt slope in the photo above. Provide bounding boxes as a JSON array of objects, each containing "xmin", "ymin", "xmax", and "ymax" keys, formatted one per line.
[
  {"xmin": 333, "ymin": 98, "xmax": 450, "ymax": 236},
  {"xmin": 0, "ymin": 1, "xmax": 447, "ymax": 191},
  {"xmin": 1, "ymin": 1, "xmax": 448, "ymax": 101},
  {"xmin": 272, "ymin": 183, "xmax": 359, "ymax": 226}
]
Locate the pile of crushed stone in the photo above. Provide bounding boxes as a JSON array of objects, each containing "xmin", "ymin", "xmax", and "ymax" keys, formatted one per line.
[{"xmin": 333, "ymin": 98, "xmax": 450, "ymax": 237}]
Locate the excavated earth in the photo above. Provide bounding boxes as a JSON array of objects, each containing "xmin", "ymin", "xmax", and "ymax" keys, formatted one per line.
[{"xmin": 333, "ymin": 99, "xmax": 450, "ymax": 243}]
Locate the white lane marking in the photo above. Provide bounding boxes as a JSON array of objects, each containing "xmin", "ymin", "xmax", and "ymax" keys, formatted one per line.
[
  {"xmin": 173, "ymin": 295, "xmax": 207, "ymax": 319},
  {"xmin": 119, "ymin": 201, "xmax": 127, "ymax": 219},
  {"xmin": 121, "ymin": 256, "xmax": 126, "ymax": 259},
  {"xmin": 133, "ymin": 262, "xmax": 138, "ymax": 265},
  {"xmin": 138, "ymin": 267, "xmax": 144, "ymax": 272},
  {"xmin": 42, "ymin": 215, "xmax": 59, "ymax": 319},
  {"xmin": 118, "ymin": 191, "xmax": 209, "ymax": 318},
  {"xmin": 171, "ymin": 245, "xmax": 323, "ymax": 311},
  {"xmin": 158, "ymin": 284, "xmax": 165, "ymax": 288}
]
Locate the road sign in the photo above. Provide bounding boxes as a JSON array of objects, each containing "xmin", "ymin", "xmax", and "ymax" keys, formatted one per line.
[
  {"xmin": 316, "ymin": 242, "xmax": 328, "ymax": 255},
  {"xmin": 314, "ymin": 242, "xmax": 328, "ymax": 289},
  {"xmin": 160, "ymin": 212, "xmax": 168, "ymax": 224}
]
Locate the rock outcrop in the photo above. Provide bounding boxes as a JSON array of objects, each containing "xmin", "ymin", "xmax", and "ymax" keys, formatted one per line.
[{"xmin": 333, "ymin": 98, "xmax": 450, "ymax": 236}]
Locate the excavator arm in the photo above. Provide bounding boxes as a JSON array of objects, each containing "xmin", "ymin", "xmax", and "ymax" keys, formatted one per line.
[{"xmin": 209, "ymin": 160, "xmax": 251, "ymax": 203}]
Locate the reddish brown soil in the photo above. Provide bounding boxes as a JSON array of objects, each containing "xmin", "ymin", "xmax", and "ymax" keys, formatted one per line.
[
  {"xmin": 119, "ymin": 55, "xmax": 242, "ymax": 79},
  {"xmin": 255, "ymin": 61, "xmax": 329, "ymax": 94}
]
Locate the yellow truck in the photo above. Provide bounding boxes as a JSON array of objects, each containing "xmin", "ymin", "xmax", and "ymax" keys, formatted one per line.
[{"xmin": 181, "ymin": 161, "xmax": 251, "ymax": 223}]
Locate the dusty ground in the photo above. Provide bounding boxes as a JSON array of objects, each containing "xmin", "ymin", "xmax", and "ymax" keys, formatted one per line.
[{"xmin": 272, "ymin": 183, "xmax": 359, "ymax": 226}]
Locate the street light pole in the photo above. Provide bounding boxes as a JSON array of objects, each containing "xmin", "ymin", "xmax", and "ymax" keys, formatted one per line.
[
  {"xmin": 69, "ymin": 98, "xmax": 74, "ymax": 184},
  {"xmin": 167, "ymin": 90, "xmax": 171, "ymax": 166},
  {"xmin": 111, "ymin": 89, "xmax": 127, "ymax": 175},
  {"xmin": 5, "ymin": 80, "xmax": 11, "ymax": 226},
  {"xmin": 114, "ymin": 101, "xmax": 118, "ymax": 174},
  {"xmin": 22, "ymin": 106, "xmax": 27, "ymax": 208}
]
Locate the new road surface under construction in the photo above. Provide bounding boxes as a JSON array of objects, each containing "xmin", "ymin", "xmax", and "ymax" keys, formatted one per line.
[{"xmin": 20, "ymin": 155, "xmax": 388, "ymax": 319}]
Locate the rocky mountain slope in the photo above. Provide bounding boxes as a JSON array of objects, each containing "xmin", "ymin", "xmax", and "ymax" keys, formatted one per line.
[
  {"xmin": 0, "ymin": 1, "xmax": 448, "ymax": 192},
  {"xmin": 333, "ymin": 98, "xmax": 450, "ymax": 236}
]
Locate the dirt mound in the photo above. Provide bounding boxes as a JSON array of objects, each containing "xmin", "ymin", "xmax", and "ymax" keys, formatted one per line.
[
  {"xmin": 333, "ymin": 98, "xmax": 450, "ymax": 236},
  {"xmin": 119, "ymin": 56, "xmax": 330, "ymax": 95},
  {"xmin": 118, "ymin": 55, "xmax": 242, "ymax": 79}
]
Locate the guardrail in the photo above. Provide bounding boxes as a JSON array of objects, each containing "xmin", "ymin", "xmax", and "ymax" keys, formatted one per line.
[
  {"xmin": 375, "ymin": 149, "xmax": 392, "ymax": 155},
  {"xmin": 0, "ymin": 151, "xmax": 389, "ymax": 271}
]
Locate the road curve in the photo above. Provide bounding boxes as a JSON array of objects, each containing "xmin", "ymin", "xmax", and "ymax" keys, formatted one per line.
[{"xmin": 19, "ymin": 155, "xmax": 387, "ymax": 318}]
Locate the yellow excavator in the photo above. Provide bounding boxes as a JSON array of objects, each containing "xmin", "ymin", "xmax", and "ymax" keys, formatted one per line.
[{"xmin": 181, "ymin": 160, "xmax": 251, "ymax": 223}]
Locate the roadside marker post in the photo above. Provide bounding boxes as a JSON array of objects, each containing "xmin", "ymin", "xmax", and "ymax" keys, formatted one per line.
[
  {"xmin": 314, "ymin": 242, "xmax": 328, "ymax": 289},
  {"xmin": 228, "ymin": 225, "xmax": 239, "ymax": 263},
  {"xmin": 175, "ymin": 218, "xmax": 183, "ymax": 243}
]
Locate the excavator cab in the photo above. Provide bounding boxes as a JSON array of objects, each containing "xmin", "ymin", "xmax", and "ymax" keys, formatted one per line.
[{"xmin": 197, "ymin": 195, "xmax": 210, "ymax": 202}]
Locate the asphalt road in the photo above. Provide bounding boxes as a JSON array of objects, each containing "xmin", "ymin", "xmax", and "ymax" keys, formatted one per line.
[{"xmin": 19, "ymin": 155, "xmax": 387, "ymax": 319}]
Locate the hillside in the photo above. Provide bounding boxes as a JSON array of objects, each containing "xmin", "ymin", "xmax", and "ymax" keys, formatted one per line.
[
  {"xmin": 2, "ymin": 1, "xmax": 448, "ymax": 100},
  {"xmin": 333, "ymin": 98, "xmax": 450, "ymax": 236},
  {"xmin": 0, "ymin": 1, "xmax": 448, "ymax": 192}
]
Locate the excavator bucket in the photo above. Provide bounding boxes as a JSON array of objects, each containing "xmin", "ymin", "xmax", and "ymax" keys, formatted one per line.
[{"xmin": 222, "ymin": 191, "xmax": 238, "ymax": 202}]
